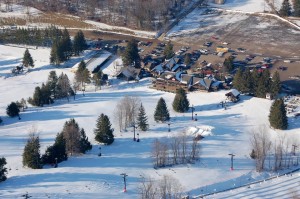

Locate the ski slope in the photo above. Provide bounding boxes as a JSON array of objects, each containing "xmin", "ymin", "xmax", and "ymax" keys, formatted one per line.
[{"xmin": 0, "ymin": 44, "xmax": 299, "ymax": 199}]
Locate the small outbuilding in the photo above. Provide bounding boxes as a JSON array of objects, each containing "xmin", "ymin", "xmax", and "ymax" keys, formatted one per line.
[{"xmin": 225, "ymin": 89, "xmax": 240, "ymax": 102}]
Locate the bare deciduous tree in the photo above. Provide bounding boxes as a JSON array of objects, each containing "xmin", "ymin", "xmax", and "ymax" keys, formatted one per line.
[
  {"xmin": 114, "ymin": 96, "xmax": 140, "ymax": 132},
  {"xmin": 249, "ymin": 126, "xmax": 271, "ymax": 172}
]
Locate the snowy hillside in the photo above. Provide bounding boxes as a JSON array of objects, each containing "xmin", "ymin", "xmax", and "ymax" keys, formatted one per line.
[{"xmin": 0, "ymin": 45, "xmax": 300, "ymax": 198}]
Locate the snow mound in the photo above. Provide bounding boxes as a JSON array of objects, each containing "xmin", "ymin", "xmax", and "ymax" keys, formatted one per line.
[{"xmin": 186, "ymin": 125, "xmax": 214, "ymax": 137}]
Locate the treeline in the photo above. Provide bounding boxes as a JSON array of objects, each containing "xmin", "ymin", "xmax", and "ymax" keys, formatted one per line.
[
  {"xmin": 233, "ymin": 69, "xmax": 281, "ymax": 98},
  {"xmin": 13, "ymin": 0, "xmax": 194, "ymax": 30},
  {"xmin": 0, "ymin": 26, "xmax": 64, "ymax": 47}
]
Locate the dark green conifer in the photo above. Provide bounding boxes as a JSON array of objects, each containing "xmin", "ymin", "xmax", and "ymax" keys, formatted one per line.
[
  {"xmin": 269, "ymin": 98, "xmax": 288, "ymax": 130},
  {"xmin": 137, "ymin": 103, "xmax": 149, "ymax": 131},
  {"xmin": 154, "ymin": 97, "xmax": 170, "ymax": 122},
  {"xmin": 172, "ymin": 88, "xmax": 190, "ymax": 113},
  {"xmin": 94, "ymin": 114, "xmax": 114, "ymax": 145}
]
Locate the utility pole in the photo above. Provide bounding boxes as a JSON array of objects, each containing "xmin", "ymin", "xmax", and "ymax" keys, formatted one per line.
[
  {"xmin": 228, "ymin": 153, "xmax": 235, "ymax": 171},
  {"xmin": 191, "ymin": 104, "xmax": 195, "ymax": 120},
  {"xmin": 292, "ymin": 145, "xmax": 297, "ymax": 156},
  {"xmin": 120, "ymin": 173, "xmax": 128, "ymax": 192}
]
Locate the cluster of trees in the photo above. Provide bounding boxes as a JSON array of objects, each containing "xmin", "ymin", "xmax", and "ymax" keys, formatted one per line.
[
  {"xmin": 0, "ymin": 26, "xmax": 65, "ymax": 47},
  {"xmin": 114, "ymin": 96, "xmax": 148, "ymax": 132},
  {"xmin": 50, "ymin": 29, "xmax": 87, "ymax": 65},
  {"xmin": 139, "ymin": 175, "xmax": 183, "ymax": 199},
  {"xmin": 233, "ymin": 69, "xmax": 281, "ymax": 98},
  {"xmin": 28, "ymin": 71, "xmax": 74, "ymax": 107},
  {"xmin": 122, "ymin": 39, "xmax": 140, "ymax": 68},
  {"xmin": 22, "ymin": 119, "xmax": 92, "ymax": 169},
  {"xmin": 152, "ymin": 132, "xmax": 200, "ymax": 168},
  {"xmin": 15, "ymin": 0, "xmax": 194, "ymax": 30},
  {"xmin": 0, "ymin": 157, "xmax": 7, "ymax": 182},
  {"xmin": 250, "ymin": 126, "xmax": 296, "ymax": 172},
  {"xmin": 269, "ymin": 99, "xmax": 288, "ymax": 130},
  {"xmin": 279, "ymin": 0, "xmax": 300, "ymax": 17},
  {"xmin": 5, "ymin": 99, "xmax": 27, "ymax": 120},
  {"xmin": 163, "ymin": 42, "xmax": 174, "ymax": 60}
]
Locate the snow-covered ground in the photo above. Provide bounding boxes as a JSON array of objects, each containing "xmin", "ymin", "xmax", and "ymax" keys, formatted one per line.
[
  {"xmin": 208, "ymin": 0, "xmax": 284, "ymax": 13},
  {"xmin": 0, "ymin": 45, "xmax": 300, "ymax": 198}
]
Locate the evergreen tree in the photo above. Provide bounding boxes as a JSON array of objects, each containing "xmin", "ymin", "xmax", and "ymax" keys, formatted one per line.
[
  {"xmin": 154, "ymin": 97, "xmax": 170, "ymax": 122},
  {"xmin": 50, "ymin": 41, "xmax": 64, "ymax": 65},
  {"xmin": 40, "ymin": 83, "xmax": 53, "ymax": 105},
  {"xmin": 75, "ymin": 60, "xmax": 90, "ymax": 90},
  {"xmin": 269, "ymin": 98, "xmax": 288, "ymax": 130},
  {"xmin": 61, "ymin": 28, "xmax": 72, "ymax": 60},
  {"xmin": 223, "ymin": 56, "xmax": 234, "ymax": 72},
  {"xmin": 22, "ymin": 49, "xmax": 34, "ymax": 68},
  {"xmin": 122, "ymin": 39, "xmax": 140, "ymax": 68},
  {"xmin": 79, "ymin": 129, "xmax": 92, "ymax": 153},
  {"xmin": 47, "ymin": 71, "xmax": 58, "ymax": 99},
  {"xmin": 92, "ymin": 70, "xmax": 103, "ymax": 91},
  {"xmin": 94, "ymin": 114, "xmax": 114, "ymax": 145},
  {"xmin": 28, "ymin": 86, "xmax": 42, "ymax": 106},
  {"xmin": 271, "ymin": 71, "xmax": 281, "ymax": 97},
  {"xmin": 6, "ymin": 102, "xmax": 20, "ymax": 117},
  {"xmin": 251, "ymin": 69, "xmax": 260, "ymax": 94},
  {"xmin": 240, "ymin": 69, "xmax": 253, "ymax": 94},
  {"xmin": 163, "ymin": 41, "xmax": 174, "ymax": 60},
  {"xmin": 0, "ymin": 117, "xmax": 2, "ymax": 124},
  {"xmin": 22, "ymin": 133, "xmax": 42, "ymax": 169},
  {"xmin": 255, "ymin": 70, "xmax": 271, "ymax": 98},
  {"xmin": 73, "ymin": 30, "xmax": 87, "ymax": 56},
  {"xmin": 0, "ymin": 157, "xmax": 7, "ymax": 182},
  {"xmin": 232, "ymin": 68, "xmax": 243, "ymax": 92},
  {"xmin": 42, "ymin": 132, "xmax": 67, "ymax": 165},
  {"xmin": 137, "ymin": 103, "xmax": 149, "ymax": 131},
  {"xmin": 172, "ymin": 88, "xmax": 190, "ymax": 113},
  {"xmin": 279, "ymin": 0, "xmax": 292, "ymax": 16}
]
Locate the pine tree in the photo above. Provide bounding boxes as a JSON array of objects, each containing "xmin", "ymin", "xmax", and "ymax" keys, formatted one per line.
[
  {"xmin": 122, "ymin": 39, "xmax": 140, "ymax": 68},
  {"xmin": 279, "ymin": 0, "xmax": 292, "ymax": 16},
  {"xmin": 137, "ymin": 103, "xmax": 149, "ymax": 131},
  {"xmin": 75, "ymin": 60, "xmax": 90, "ymax": 91},
  {"xmin": 94, "ymin": 114, "xmax": 114, "ymax": 145},
  {"xmin": 47, "ymin": 71, "xmax": 58, "ymax": 99},
  {"xmin": 232, "ymin": 68, "xmax": 243, "ymax": 92},
  {"xmin": 73, "ymin": 30, "xmax": 87, "ymax": 56},
  {"xmin": 61, "ymin": 28, "xmax": 72, "ymax": 60},
  {"xmin": 22, "ymin": 49, "xmax": 34, "ymax": 68},
  {"xmin": 79, "ymin": 129, "xmax": 92, "ymax": 153},
  {"xmin": 240, "ymin": 69, "xmax": 253, "ymax": 94},
  {"xmin": 93, "ymin": 70, "xmax": 103, "ymax": 91},
  {"xmin": 223, "ymin": 56, "xmax": 234, "ymax": 72},
  {"xmin": 22, "ymin": 133, "xmax": 42, "ymax": 169},
  {"xmin": 28, "ymin": 86, "xmax": 42, "ymax": 106},
  {"xmin": 172, "ymin": 88, "xmax": 190, "ymax": 113},
  {"xmin": 0, "ymin": 157, "xmax": 7, "ymax": 182},
  {"xmin": 42, "ymin": 133, "xmax": 67, "ymax": 165},
  {"xmin": 271, "ymin": 71, "xmax": 281, "ymax": 97},
  {"xmin": 154, "ymin": 97, "xmax": 170, "ymax": 122},
  {"xmin": 6, "ymin": 102, "xmax": 20, "ymax": 117},
  {"xmin": 164, "ymin": 41, "xmax": 174, "ymax": 60},
  {"xmin": 40, "ymin": 83, "xmax": 53, "ymax": 105},
  {"xmin": 269, "ymin": 99, "xmax": 288, "ymax": 130},
  {"xmin": 50, "ymin": 41, "xmax": 64, "ymax": 65},
  {"xmin": 251, "ymin": 68, "xmax": 260, "ymax": 94},
  {"xmin": 255, "ymin": 70, "xmax": 271, "ymax": 98}
]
